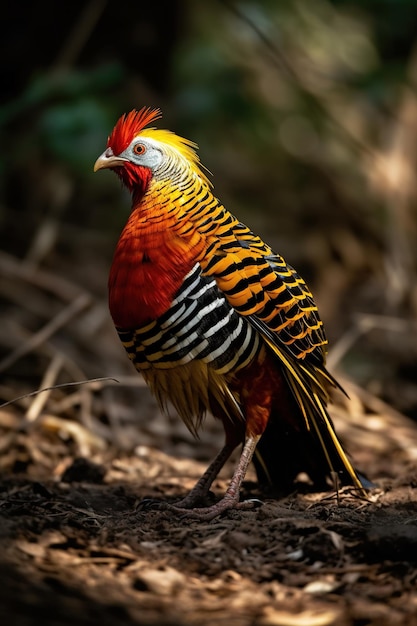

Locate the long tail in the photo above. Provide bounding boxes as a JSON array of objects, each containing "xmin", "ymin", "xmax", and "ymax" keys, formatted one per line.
[
  {"xmin": 251, "ymin": 336, "xmax": 367, "ymax": 494},
  {"xmin": 253, "ymin": 397, "xmax": 366, "ymax": 494}
]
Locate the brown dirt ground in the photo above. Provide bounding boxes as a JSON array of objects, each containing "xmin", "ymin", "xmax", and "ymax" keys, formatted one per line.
[{"xmin": 1, "ymin": 381, "xmax": 417, "ymax": 626}]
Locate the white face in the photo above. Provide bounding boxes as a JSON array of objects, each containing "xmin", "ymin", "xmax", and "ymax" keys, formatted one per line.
[{"xmin": 117, "ymin": 137, "xmax": 164, "ymax": 172}]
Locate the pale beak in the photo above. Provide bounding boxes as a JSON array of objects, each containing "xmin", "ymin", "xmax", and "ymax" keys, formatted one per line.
[{"xmin": 94, "ymin": 147, "xmax": 128, "ymax": 172}]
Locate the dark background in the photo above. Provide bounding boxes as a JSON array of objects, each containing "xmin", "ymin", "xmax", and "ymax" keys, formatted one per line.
[{"xmin": 1, "ymin": 0, "xmax": 417, "ymax": 424}]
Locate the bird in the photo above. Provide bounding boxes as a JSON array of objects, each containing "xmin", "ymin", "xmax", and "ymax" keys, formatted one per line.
[{"xmin": 94, "ymin": 107, "xmax": 366, "ymax": 520}]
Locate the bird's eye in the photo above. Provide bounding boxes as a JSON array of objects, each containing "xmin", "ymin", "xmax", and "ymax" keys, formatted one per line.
[{"xmin": 133, "ymin": 143, "xmax": 146, "ymax": 155}]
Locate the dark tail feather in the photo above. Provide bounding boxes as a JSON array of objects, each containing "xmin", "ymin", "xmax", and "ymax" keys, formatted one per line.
[{"xmin": 252, "ymin": 394, "xmax": 370, "ymax": 494}]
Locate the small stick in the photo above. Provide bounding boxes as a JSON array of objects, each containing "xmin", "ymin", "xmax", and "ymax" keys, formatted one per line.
[
  {"xmin": 0, "ymin": 377, "xmax": 119, "ymax": 410},
  {"xmin": 25, "ymin": 354, "xmax": 64, "ymax": 422}
]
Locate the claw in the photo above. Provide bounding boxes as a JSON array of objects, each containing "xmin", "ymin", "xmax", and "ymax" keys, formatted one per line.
[
  {"xmin": 137, "ymin": 497, "xmax": 168, "ymax": 511},
  {"xmin": 235, "ymin": 498, "xmax": 264, "ymax": 510},
  {"xmin": 137, "ymin": 494, "xmax": 264, "ymax": 520},
  {"xmin": 168, "ymin": 496, "xmax": 263, "ymax": 521}
]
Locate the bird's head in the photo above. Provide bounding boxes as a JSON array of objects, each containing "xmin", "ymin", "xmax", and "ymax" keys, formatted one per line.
[{"xmin": 94, "ymin": 107, "xmax": 210, "ymax": 196}]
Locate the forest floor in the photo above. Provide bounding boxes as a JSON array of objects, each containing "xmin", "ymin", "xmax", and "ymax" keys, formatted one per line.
[{"xmin": 1, "ymin": 386, "xmax": 417, "ymax": 626}]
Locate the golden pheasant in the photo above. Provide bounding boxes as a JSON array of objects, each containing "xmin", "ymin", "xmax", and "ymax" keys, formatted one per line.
[{"xmin": 94, "ymin": 107, "xmax": 366, "ymax": 519}]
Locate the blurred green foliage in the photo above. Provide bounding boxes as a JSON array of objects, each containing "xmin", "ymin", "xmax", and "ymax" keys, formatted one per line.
[{"xmin": 1, "ymin": 64, "xmax": 125, "ymax": 170}]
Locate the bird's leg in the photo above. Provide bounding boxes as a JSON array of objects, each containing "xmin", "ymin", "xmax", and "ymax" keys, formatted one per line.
[
  {"xmin": 172, "ymin": 354, "xmax": 277, "ymax": 519},
  {"xmin": 171, "ymin": 434, "xmax": 261, "ymax": 520},
  {"xmin": 174, "ymin": 440, "xmax": 237, "ymax": 509}
]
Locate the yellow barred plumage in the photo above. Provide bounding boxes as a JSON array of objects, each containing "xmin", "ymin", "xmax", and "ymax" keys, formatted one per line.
[
  {"xmin": 173, "ymin": 174, "xmax": 328, "ymax": 361},
  {"xmin": 153, "ymin": 175, "xmax": 363, "ymax": 489}
]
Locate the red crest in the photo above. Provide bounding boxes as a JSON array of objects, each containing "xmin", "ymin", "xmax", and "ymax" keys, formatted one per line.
[{"xmin": 107, "ymin": 107, "xmax": 162, "ymax": 155}]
